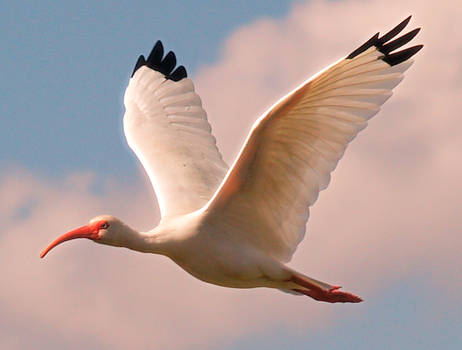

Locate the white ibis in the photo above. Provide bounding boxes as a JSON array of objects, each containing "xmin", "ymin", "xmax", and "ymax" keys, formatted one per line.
[{"xmin": 41, "ymin": 17, "xmax": 422, "ymax": 303}]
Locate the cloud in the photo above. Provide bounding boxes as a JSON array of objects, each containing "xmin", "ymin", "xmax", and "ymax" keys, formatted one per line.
[
  {"xmin": 2, "ymin": 0, "xmax": 461, "ymax": 349},
  {"xmin": 0, "ymin": 168, "xmax": 321, "ymax": 349},
  {"xmin": 194, "ymin": 0, "xmax": 462, "ymax": 297}
]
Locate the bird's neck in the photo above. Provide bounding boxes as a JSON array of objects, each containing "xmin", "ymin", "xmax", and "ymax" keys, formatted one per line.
[
  {"xmin": 116, "ymin": 214, "xmax": 199, "ymax": 256},
  {"xmin": 118, "ymin": 224, "xmax": 171, "ymax": 256},
  {"xmin": 97, "ymin": 221, "xmax": 170, "ymax": 256}
]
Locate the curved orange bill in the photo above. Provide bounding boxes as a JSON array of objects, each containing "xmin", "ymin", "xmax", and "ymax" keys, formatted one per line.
[{"xmin": 40, "ymin": 224, "xmax": 98, "ymax": 258}]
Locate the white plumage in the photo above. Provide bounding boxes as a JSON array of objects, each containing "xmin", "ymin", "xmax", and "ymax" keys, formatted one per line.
[
  {"xmin": 41, "ymin": 17, "xmax": 422, "ymax": 303},
  {"xmin": 124, "ymin": 69, "xmax": 228, "ymax": 217}
]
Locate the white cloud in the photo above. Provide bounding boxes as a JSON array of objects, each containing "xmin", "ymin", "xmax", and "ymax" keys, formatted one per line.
[{"xmin": 2, "ymin": 0, "xmax": 461, "ymax": 349}]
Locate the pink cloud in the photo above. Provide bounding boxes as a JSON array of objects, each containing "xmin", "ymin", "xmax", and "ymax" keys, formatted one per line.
[
  {"xmin": 2, "ymin": 0, "xmax": 461, "ymax": 349},
  {"xmin": 194, "ymin": 0, "xmax": 462, "ymax": 298}
]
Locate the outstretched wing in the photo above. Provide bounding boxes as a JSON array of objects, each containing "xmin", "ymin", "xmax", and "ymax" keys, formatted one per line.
[
  {"xmin": 205, "ymin": 17, "xmax": 422, "ymax": 262},
  {"xmin": 124, "ymin": 41, "xmax": 228, "ymax": 218}
]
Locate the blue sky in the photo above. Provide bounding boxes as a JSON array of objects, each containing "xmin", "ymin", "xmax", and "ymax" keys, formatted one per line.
[
  {"xmin": 226, "ymin": 277, "xmax": 462, "ymax": 350},
  {"xmin": 1, "ymin": 0, "xmax": 294, "ymax": 180},
  {"xmin": 1, "ymin": 1, "xmax": 461, "ymax": 349}
]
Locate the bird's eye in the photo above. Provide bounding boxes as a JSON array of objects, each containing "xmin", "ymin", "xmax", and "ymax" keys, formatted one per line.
[{"xmin": 100, "ymin": 222, "xmax": 109, "ymax": 229}]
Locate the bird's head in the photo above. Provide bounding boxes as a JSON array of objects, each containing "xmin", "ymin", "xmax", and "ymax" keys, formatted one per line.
[{"xmin": 40, "ymin": 215, "xmax": 131, "ymax": 258}]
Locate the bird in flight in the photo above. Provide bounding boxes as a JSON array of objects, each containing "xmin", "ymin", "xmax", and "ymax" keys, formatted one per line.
[{"xmin": 41, "ymin": 17, "xmax": 422, "ymax": 303}]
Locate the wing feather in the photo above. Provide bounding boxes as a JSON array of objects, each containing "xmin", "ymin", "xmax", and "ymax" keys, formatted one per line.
[
  {"xmin": 205, "ymin": 18, "xmax": 422, "ymax": 262},
  {"xmin": 124, "ymin": 42, "xmax": 228, "ymax": 218}
]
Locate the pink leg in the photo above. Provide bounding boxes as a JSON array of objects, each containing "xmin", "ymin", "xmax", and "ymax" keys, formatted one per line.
[
  {"xmin": 290, "ymin": 275, "xmax": 362, "ymax": 303},
  {"xmin": 292, "ymin": 287, "xmax": 363, "ymax": 303}
]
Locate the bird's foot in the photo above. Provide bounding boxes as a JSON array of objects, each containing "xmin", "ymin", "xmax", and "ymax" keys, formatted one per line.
[{"xmin": 293, "ymin": 286, "xmax": 363, "ymax": 303}]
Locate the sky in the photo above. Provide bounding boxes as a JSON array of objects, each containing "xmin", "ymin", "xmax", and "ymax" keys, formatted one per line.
[{"xmin": 1, "ymin": 0, "xmax": 461, "ymax": 349}]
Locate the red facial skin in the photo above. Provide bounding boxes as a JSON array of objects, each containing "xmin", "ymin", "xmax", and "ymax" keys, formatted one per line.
[{"xmin": 40, "ymin": 220, "xmax": 108, "ymax": 258}]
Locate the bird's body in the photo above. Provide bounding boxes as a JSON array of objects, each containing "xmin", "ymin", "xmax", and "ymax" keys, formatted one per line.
[
  {"xmin": 91, "ymin": 212, "xmax": 332, "ymax": 296},
  {"xmin": 153, "ymin": 211, "xmax": 282, "ymax": 289},
  {"xmin": 41, "ymin": 17, "xmax": 423, "ymax": 303}
]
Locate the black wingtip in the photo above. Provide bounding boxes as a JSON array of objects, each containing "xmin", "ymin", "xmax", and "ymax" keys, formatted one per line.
[
  {"xmin": 347, "ymin": 16, "xmax": 422, "ymax": 66},
  {"xmin": 159, "ymin": 51, "xmax": 177, "ymax": 76},
  {"xmin": 169, "ymin": 65, "xmax": 187, "ymax": 81},
  {"xmin": 131, "ymin": 55, "xmax": 146, "ymax": 77},
  {"xmin": 347, "ymin": 33, "xmax": 379, "ymax": 59},
  {"xmin": 380, "ymin": 28, "xmax": 421, "ymax": 54},
  {"xmin": 377, "ymin": 15, "xmax": 412, "ymax": 45},
  {"xmin": 131, "ymin": 40, "xmax": 188, "ymax": 81},
  {"xmin": 382, "ymin": 44, "xmax": 423, "ymax": 66},
  {"xmin": 147, "ymin": 41, "xmax": 164, "ymax": 66}
]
